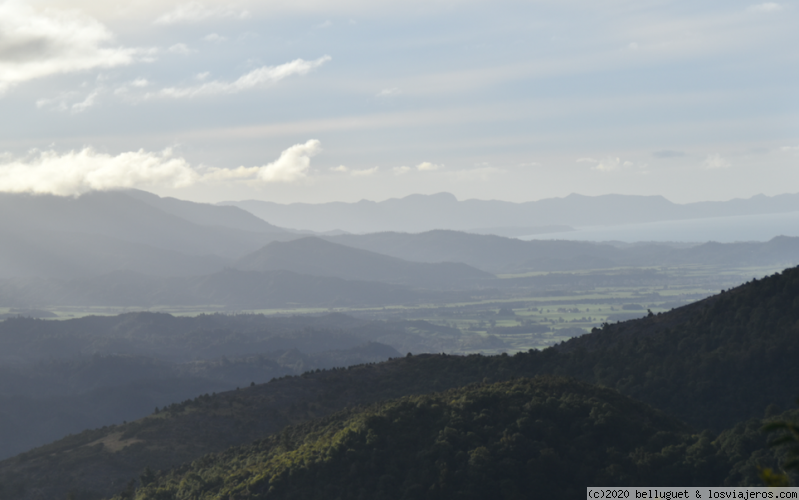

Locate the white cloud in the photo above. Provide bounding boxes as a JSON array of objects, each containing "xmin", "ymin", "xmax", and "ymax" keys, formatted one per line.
[
  {"xmin": 350, "ymin": 166, "xmax": 379, "ymax": 176},
  {"xmin": 779, "ymin": 145, "xmax": 799, "ymax": 151},
  {"xmin": 703, "ymin": 153, "xmax": 731, "ymax": 169},
  {"xmin": 578, "ymin": 156, "xmax": 633, "ymax": 172},
  {"xmin": 316, "ymin": 20, "xmax": 333, "ymax": 28},
  {"xmin": 203, "ymin": 33, "xmax": 227, "ymax": 43},
  {"xmin": 0, "ymin": 139, "xmax": 323, "ymax": 195},
  {"xmin": 748, "ymin": 3, "xmax": 782, "ymax": 12},
  {"xmin": 628, "ymin": 42, "xmax": 639, "ymax": 50},
  {"xmin": 393, "ymin": 166, "xmax": 411, "ymax": 175},
  {"xmin": 0, "ymin": 2, "xmax": 138, "ymax": 94},
  {"xmin": 330, "ymin": 164, "xmax": 379, "ymax": 176},
  {"xmin": 70, "ymin": 89, "xmax": 99, "ymax": 112},
  {"xmin": 36, "ymin": 88, "xmax": 102, "ymax": 113},
  {"xmin": 253, "ymin": 139, "xmax": 321, "ymax": 182},
  {"xmin": 0, "ymin": 148, "xmax": 198, "ymax": 196},
  {"xmin": 204, "ymin": 139, "xmax": 322, "ymax": 183},
  {"xmin": 131, "ymin": 78, "xmax": 149, "ymax": 87},
  {"xmin": 594, "ymin": 157, "xmax": 621, "ymax": 171},
  {"xmin": 416, "ymin": 161, "xmax": 442, "ymax": 171},
  {"xmin": 154, "ymin": 2, "xmax": 250, "ymax": 25},
  {"xmin": 151, "ymin": 56, "xmax": 331, "ymax": 98},
  {"xmin": 195, "ymin": 71, "xmax": 210, "ymax": 80},
  {"xmin": 168, "ymin": 43, "xmax": 194, "ymax": 55},
  {"xmin": 377, "ymin": 87, "xmax": 401, "ymax": 97}
]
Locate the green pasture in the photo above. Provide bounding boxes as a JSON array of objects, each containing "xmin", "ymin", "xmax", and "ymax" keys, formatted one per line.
[{"xmin": 5, "ymin": 263, "xmax": 789, "ymax": 355}]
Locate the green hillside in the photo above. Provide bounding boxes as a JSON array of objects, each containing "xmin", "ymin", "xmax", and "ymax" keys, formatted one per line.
[
  {"xmin": 3, "ymin": 266, "xmax": 799, "ymax": 498},
  {"xmin": 112, "ymin": 377, "xmax": 730, "ymax": 500}
]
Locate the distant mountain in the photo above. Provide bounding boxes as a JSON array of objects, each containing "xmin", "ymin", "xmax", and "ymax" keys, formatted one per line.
[
  {"xmin": 0, "ymin": 268, "xmax": 443, "ymax": 309},
  {"xmin": 233, "ymin": 237, "xmax": 494, "ymax": 288},
  {"xmin": 0, "ymin": 230, "xmax": 225, "ymax": 278},
  {"xmin": 0, "ymin": 191, "xmax": 296, "ymax": 278},
  {"xmin": 122, "ymin": 189, "xmax": 285, "ymax": 233},
  {"xmin": 220, "ymin": 191, "xmax": 799, "ymax": 234},
  {"xmin": 0, "ymin": 311, "xmax": 466, "ymax": 460},
  {"xmin": 326, "ymin": 231, "xmax": 799, "ymax": 274}
]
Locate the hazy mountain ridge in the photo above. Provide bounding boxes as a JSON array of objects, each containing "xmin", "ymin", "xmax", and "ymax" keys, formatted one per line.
[
  {"xmin": 0, "ymin": 191, "xmax": 295, "ymax": 279},
  {"xmin": 327, "ymin": 231, "xmax": 799, "ymax": 274},
  {"xmin": 0, "ymin": 269, "xmax": 448, "ymax": 308},
  {"xmin": 221, "ymin": 192, "xmax": 799, "ymax": 234},
  {"xmin": 233, "ymin": 237, "xmax": 494, "ymax": 288},
  {"xmin": 0, "ymin": 312, "xmax": 428, "ymax": 460}
]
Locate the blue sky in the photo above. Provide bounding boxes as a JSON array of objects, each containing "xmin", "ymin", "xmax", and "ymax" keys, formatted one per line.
[{"xmin": 0, "ymin": 0, "xmax": 797, "ymax": 203}]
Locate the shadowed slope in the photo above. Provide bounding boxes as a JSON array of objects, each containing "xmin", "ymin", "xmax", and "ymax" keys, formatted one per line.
[{"xmin": 234, "ymin": 237, "xmax": 494, "ymax": 288}]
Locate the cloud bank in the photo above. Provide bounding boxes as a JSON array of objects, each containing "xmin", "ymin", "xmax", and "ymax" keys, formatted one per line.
[
  {"xmin": 0, "ymin": 140, "xmax": 322, "ymax": 195},
  {"xmin": 0, "ymin": 148, "xmax": 197, "ymax": 195},
  {"xmin": 152, "ymin": 56, "xmax": 331, "ymax": 98},
  {"xmin": 0, "ymin": 2, "xmax": 138, "ymax": 94}
]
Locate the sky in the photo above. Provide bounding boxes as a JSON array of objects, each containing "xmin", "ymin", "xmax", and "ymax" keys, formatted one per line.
[{"xmin": 0, "ymin": 0, "xmax": 797, "ymax": 204}]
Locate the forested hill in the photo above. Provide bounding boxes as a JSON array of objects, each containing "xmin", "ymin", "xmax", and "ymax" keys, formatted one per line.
[
  {"xmin": 3, "ymin": 267, "xmax": 799, "ymax": 498},
  {"xmin": 111, "ymin": 377, "xmax": 733, "ymax": 500},
  {"xmin": 549, "ymin": 265, "xmax": 799, "ymax": 430}
]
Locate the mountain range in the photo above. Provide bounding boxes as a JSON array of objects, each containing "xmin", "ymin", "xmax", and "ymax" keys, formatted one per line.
[{"xmin": 220, "ymin": 191, "xmax": 799, "ymax": 234}]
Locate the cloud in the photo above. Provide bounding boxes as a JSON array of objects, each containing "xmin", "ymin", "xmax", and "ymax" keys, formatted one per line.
[
  {"xmin": 168, "ymin": 43, "xmax": 194, "ymax": 55},
  {"xmin": 316, "ymin": 20, "xmax": 333, "ymax": 28},
  {"xmin": 779, "ymin": 145, "xmax": 799, "ymax": 151},
  {"xmin": 350, "ymin": 166, "xmax": 378, "ymax": 176},
  {"xmin": 131, "ymin": 78, "xmax": 149, "ymax": 87},
  {"xmin": 0, "ymin": 140, "xmax": 322, "ymax": 195},
  {"xmin": 652, "ymin": 150, "xmax": 685, "ymax": 158},
  {"xmin": 748, "ymin": 2, "xmax": 782, "ymax": 12},
  {"xmin": 702, "ymin": 153, "xmax": 731, "ymax": 169},
  {"xmin": 0, "ymin": 148, "xmax": 198, "ymax": 196},
  {"xmin": 204, "ymin": 140, "xmax": 321, "ymax": 183},
  {"xmin": 330, "ymin": 165, "xmax": 379, "ymax": 176},
  {"xmin": 578, "ymin": 156, "xmax": 635, "ymax": 172},
  {"xmin": 594, "ymin": 157, "xmax": 621, "ymax": 171},
  {"xmin": 36, "ymin": 88, "xmax": 102, "ymax": 113},
  {"xmin": 416, "ymin": 161, "xmax": 442, "ymax": 171},
  {"xmin": 377, "ymin": 87, "xmax": 401, "ymax": 97},
  {"xmin": 70, "ymin": 89, "xmax": 99, "ymax": 112},
  {"xmin": 203, "ymin": 33, "xmax": 227, "ymax": 43},
  {"xmin": 393, "ymin": 166, "xmax": 411, "ymax": 175},
  {"xmin": 150, "ymin": 56, "xmax": 331, "ymax": 98},
  {"xmin": 154, "ymin": 2, "xmax": 250, "ymax": 25},
  {"xmin": 0, "ymin": 2, "xmax": 138, "ymax": 94}
]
